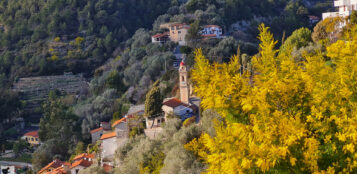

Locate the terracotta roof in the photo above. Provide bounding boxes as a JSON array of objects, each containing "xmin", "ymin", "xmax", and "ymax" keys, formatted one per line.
[
  {"xmin": 70, "ymin": 159, "xmax": 92, "ymax": 169},
  {"xmin": 90, "ymin": 127, "xmax": 103, "ymax": 134},
  {"xmin": 103, "ymin": 164, "xmax": 113, "ymax": 172},
  {"xmin": 24, "ymin": 131, "xmax": 39, "ymax": 138},
  {"xmin": 112, "ymin": 117, "xmax": 126, "ymax": 127},
  {"xmin": 37, "ymin": 160, "xmax": 67, "ymax": 174},
  {"xmin": 152, "ymin": 32, "xmax": 169, "ymax": 38},
  {"xmin": 100, "ymin": 132, "xmax": 116, "ymax": 140},
  {"xmin": 202, "ymin": 34, "xmax": 217, "ymax": 37},
  {"xmin": 48, "ymin": 166, "xmax": 68, "ymax": 174},
  {"xmin": 163, "ymin": 98, "xmax": 186, "ymax": 108},
  {"xmin": 73, "ymin": 153, "xmax": 95, "ymax": 162},
  {"xmin": 204, "ymin": 25, "xmax": 221, "ymax": 28}
]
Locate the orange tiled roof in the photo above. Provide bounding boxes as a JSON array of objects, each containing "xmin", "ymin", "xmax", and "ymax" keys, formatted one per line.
[
  {"xmin": 24, "ymin": 131, "xmax": 39, "ymax": 138},
  {"xmin": 163, "ymin": 98, "xmax": 187, "ymax": 108},
  {"xmin": 100, "ymin": 132, "xmax": 116, "ymax": 140},
  {"xmin": 152, "ymin": 32, "xmax": 170, "ymax": 38},
  {"xmin": 73, "ymin": 153, "xmax": 95, "ymax": 161},
  {"xmin": 70, "ymin": 159, "xmax": 92, "ymax": 169},
  {"xmin": 48, "ymin": 166, "xmax": 68, "ymax": 174},
  {"xmin": 90, "ymin": 127, "xmax": 103, "ymax": 134},
  {"xmin": 37, "ymin": 160, "xmax": 66, "ymax": 174},
  {"xmin": 112, "ymin": 117, "xmax": 126, "ymax": 127}
]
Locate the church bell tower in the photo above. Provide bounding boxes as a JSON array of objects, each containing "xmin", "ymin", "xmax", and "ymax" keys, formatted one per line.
[{"xmin": 179, "ymin": 61, "xmax": 189, "ymax": 104}]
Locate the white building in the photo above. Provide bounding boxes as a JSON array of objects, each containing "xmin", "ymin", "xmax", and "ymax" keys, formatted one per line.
[
  {"xmin": 322, "ymin": 0, "xmax": 357, "ymax": 20},
  {"xmin": 200, "ymin": 25, "xmax": 223, "ymax": 39}
]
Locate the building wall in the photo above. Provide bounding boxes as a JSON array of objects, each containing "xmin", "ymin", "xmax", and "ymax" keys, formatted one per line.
[
  {"xmin": 169, "ymin": 26, "xmax": 189, "ymax": 46},
  {"xmin": 102, "ymin": 138, "xmax": 117, "ymax": 160},
  {"xmin": 145, "ymin": 116, "xmax": 165, "ymax": 128},
  {"xmin": 162, "ymin": 105, "xmax": 174, "ymax": 119},
  {"xmin": 91, "ymin": 130, "xmax": 103, "ymax": 144},
  {"xmin": 24, "ymin": 136, "xmax": 40, "ymax": 145}
]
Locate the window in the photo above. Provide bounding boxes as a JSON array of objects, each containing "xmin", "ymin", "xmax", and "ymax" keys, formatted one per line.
[
  {"xmin": 158, "ymin": 119, "xmax": 161, "ymax": 124},
  {"xmin": 31, "ymin": 138, "xmax": 34, "ymax": 141},
  {"xmin": 171, "ymin": 26, "xmax": 175, "ymax": 30},
  {"xmin": 76, "ymin": 169, "xmax": 79, "ymax": 174},
  {"xmin": 181, "ymin": 76, "xmax": 184, "ymax": 82},
  {"xmin": 178, "ymin": 31, "xmax": 181, "ymax": 34},
  {"xmin": 25, "ymin": 138, "xmax": 28, "ymax": 141},
  {"xmin": 36, "ymin": 138, "xmax": 38, "ymax": 141}
]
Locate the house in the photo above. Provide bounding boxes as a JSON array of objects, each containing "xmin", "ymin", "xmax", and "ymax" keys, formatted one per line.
[
  {"xmin": 37, "ymin": 153, "xmax": 94, "ymax": 174},
  {"xmin": 162, "ymin": 98, "xmax": 195, "ymax": 120},
  {"xmin": 90, "ymin": 127, "xmax": 104, "ymax": 144},
  {"xmin": 152, "ymin": 32, "xmax": 170, "ymax": 44},
  {"xmin": 69, "ymin": 158, "xmax": 92, "ymax": 174},
  {"xmin": 72, "ymin": 153, "xmax": 95, "ymax": 162},
  {"xmin": 161, "ymin": 61, "xmax": 200, "ymax": 121},
  {"xmin": 37, "ymin": 159, "xmax": 70, "ymax": 174},
  {"xmin": 168, "ymin": 23, "xmax": 190, "ymax": 45},
  {"xmin": 100, "ymin": 132, "xmax": 118, "ymax": 165},
  {"xmin": 90, "ymin": 122, "xmax": 112, "ymax": 144},
  {"xmin": 322, "ymin": 0, "xmax": 357, "ymax": 27},
  {"xmin": 100, "ymin": 122, "xmax": 111, "ymax": 130},
  {"xmin": 22, "ymin": 131, "xmax": 40, "ymax": 145},
  {"xmin": 309, "ymin": 15, "xmax": 320, "ymax": 25},
  {"xmin": 201, "ymin": 25, "xmax": 223, "ymax": 39}
]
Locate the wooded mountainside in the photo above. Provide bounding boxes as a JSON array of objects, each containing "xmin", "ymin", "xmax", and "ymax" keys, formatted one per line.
[{"xmin": 0, "ymin": 0, "xmax": 337, "ymax": 173}]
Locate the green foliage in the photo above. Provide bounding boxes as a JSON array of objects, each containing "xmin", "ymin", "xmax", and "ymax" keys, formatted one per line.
[
  {"xmin": 106, "ymin": 70, "xmax": 126, "ymax": 93},
  {"xmin": 139, "ymin": 152, "xmax": 165, "ymax": 174},
  {"xmin": 144, "ymin": 82, "xmax": 163, "ymax": 118},
  {"xmin": 129, "ymin": 127, "xmax": 145, "ymax": 138},
  {"xmin": 13, "ymin": 139, "xmax": 29, "ymax": 156},
  {"xmin": 281, "ymin": 27, "xmax": 312, "ymax": 51},
  {"xmin": 75, "ymin": 141, "xmax": 85, "ymax": 155},
  {"xmin": 186, "ymin": 20, "xmax": 201, "ymax": 46},
  {"xmin": 0, "ymin": 0, "xmax": 173, "ymax": 85},
  {"xmin": 183, "ymin": 116, "xmax": 196, "ymax": 127}
]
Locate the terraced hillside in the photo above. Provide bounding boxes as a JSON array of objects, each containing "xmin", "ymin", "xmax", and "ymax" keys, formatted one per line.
[{"xmin": 12, "ymin": 73, "xmax": 88, "ymax": 117}]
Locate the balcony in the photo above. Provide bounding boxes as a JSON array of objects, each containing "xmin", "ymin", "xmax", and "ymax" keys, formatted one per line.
[
  {"xmin": 322, "ymin": 10, "xmax": 353, "ymax": 20},
  {"xmin": 334, "ymin": 0, "xmax": 349, "ymax": 7},
  {"xmin": 323, "ymin": 12, "xmax": 339, "ymax": 19}
]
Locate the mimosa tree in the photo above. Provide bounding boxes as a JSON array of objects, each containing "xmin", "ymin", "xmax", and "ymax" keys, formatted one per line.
[{"xmin": 186, "ymin": 24, "xmax": 357, "ymax": 173}]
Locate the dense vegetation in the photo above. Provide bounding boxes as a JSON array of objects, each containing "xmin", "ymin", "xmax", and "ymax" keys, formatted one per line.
[
  {"xmin": 0, "ymin": 0, "xmax": 338, "ymax": 172},
  {"xmin": 187, "ymin": 22, "xmax": 357, "ymax": 173}
]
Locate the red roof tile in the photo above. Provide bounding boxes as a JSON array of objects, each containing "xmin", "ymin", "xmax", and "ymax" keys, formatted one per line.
[
  {"xmin": 100, "ymin": 132, "xmax": 116, "ymax": 140},
  {"xmin": 90, "ymin": 127, "xmax": 103, "ymax": 134},
  {"xmin": 70, "ymin": 159, "xmax": 92, "ymax": 169},
  {"xmin": 163, "ymin": 98, "xmax": 185, "ymax": 108},
  {"xmin": 24, "ymin": 131, "xmax": 39, "ymax": 138},
  {"xmin": 73, "ymin": 153, "xmax": 95, "ymax": 162},
  {"xmin": 152, "ymin": 33, "xmax": 170, "ymax": 38},
  {"xmin": 112, "ymin": 117, "xmax": 126, "ymax": 127},
  {"xmin": 37, "ymin": 160, "xmax": 67, "ymax": 174}
]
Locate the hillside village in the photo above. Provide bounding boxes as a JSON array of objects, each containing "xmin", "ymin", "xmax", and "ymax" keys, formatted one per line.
[
  {"xmin": 31, "ymin": 61, "xmax": 200, "ymax": 174},
  {"xmin": 2, "ymin": 0, "xmax": 357, "ymax": 173}
]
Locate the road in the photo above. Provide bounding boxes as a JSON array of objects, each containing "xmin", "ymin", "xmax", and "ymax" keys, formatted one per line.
[{"xmin": 0, "ymin": 161, "xmax": 32, "ymax": 168}]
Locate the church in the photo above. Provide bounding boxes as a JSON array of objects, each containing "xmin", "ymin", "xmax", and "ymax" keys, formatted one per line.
[{"xmin": 161, "ymin": 61, "xmax": 201, "ymax": 122}]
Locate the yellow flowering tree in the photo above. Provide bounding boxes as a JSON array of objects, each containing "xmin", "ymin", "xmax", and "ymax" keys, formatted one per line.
[{"xmin": 186, "ymin": 24, "xmax": 357, "ymax": 173}]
